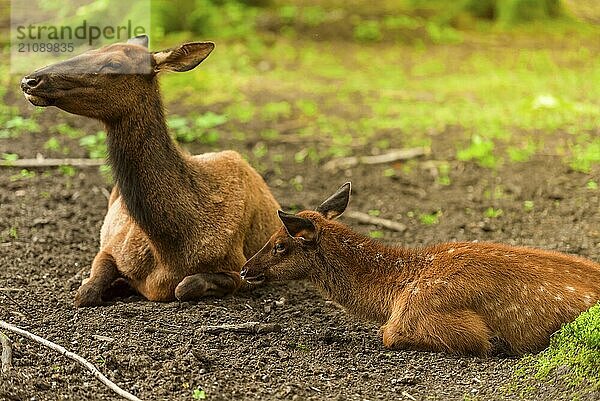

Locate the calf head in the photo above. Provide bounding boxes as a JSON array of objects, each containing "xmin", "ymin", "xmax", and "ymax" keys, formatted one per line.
[{"xmin": 241, "ymin": 182, "xmax": 351, "ymax": 283}]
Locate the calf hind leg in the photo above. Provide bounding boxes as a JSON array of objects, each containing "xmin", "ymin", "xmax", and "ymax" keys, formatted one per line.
[
  {"xmin": 74, "ymin": 251, "xmax": 120, "ymax": 307},
  {"xmin": 175, "ymin": 271, "xmax": 242, "ymax": 301},
  {"xmin": 382, "ymin": 309, "xmax": 492, "ymax": 356}
]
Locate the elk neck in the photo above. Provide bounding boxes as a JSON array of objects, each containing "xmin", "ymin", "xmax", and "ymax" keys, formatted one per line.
[
  {"xmin": 311, "ymin": 223, "xmax": 418, "ymax": 323},
  {"xmin": 104, "ymin": 88, "xmax": 205, "ymax": 256}
]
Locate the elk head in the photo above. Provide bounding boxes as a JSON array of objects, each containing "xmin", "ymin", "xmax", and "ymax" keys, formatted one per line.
[
  {"xmin": 241, "ymin": 182, "xmax": 351, "ymax": 283},
  {"xmin": 20, "ymin": 35, "xmax": 214, "ymax": 121}
]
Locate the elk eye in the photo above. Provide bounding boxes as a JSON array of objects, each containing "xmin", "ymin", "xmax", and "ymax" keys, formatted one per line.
[
  {"xmin": 275, "ymin": 242, "xmax": 285, "ymax": 253},
  {"xmin": 106, "ymin": 61, "xmax": 122, "ymax": 70}
]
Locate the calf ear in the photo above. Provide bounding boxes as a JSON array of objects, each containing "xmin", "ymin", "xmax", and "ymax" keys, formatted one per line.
[
  {"xmin": 278, "ymin": 210, "xmax": 316, "ymax": 241},
  {"xmin": 316, "ymin": 182, "xmax": 351, "ymax": 219},
  {"xmin": 153, "ymin": 42, "xmax": 214, "ymax": 73}
]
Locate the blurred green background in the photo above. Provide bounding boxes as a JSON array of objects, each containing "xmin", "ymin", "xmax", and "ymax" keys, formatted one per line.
[{"xmin": 1, "ymin": 0, "xmax": 599, "ymax": 174}]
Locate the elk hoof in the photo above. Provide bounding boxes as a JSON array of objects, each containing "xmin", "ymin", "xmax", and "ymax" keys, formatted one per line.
[
  {"xmin": 74, "ymin": 283, "xmax": 103, "ymax": 307},
  {"xmin": 175, "ymin": 275, "xmax": 210, "ymax": 301}
]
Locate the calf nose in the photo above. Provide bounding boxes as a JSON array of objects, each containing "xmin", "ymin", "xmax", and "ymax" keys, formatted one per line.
[
  {"xmin": 240, "ymin": 268, "xmax": 248, "ymax": 279},
  {"xmin": 21, "ymin": 75, "xmax": 43, "ymax": 91}
]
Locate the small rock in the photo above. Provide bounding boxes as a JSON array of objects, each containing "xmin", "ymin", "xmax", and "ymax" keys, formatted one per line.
[
  {"xmin": 264, "ymin": 305, "xmax": 271, "ymax": 313},
  {"xmin": 392, "ymin": 374, "xmax": 420, "ymax": 386},
  {"xmin": 275, "ymin": 297, "xmax": 286, "ymax": 307},
  {"xmin": 31, "ymin": 218, "xmax": 50, "ymax": 227}
]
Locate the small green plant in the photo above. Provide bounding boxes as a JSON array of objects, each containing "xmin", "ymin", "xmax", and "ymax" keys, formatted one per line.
[
  {"xmin": 59, "ymin": 165, "xmax": 77, "ymax": 177},
  {"xmin": 0, "ymin": 115, "xmax": 40, "ymax": 139},
  {"xmin": 192, "ymin": 388, "xmax": 207, "ymax": 400},
  {"xmin": 383, "ymin": 168, "xmax": 396, "ymax": 177},
  {"xmin": 169, "ymin": 112, "xmax": 225, "ymax": 144},
  {"xmin": 2, "ymin": 153, "xmax": 19, "ymax": 162},
  {"xmin": 419, "ymin": 211, "xmax": 441, "ymax": 225},
  {"xmin": 457, "ymin": 135, "xmax": 498, "ymax": 169},
  {"xmin": 295, "ymin": 343, "xmax": 309, "ymax": 351},
  {"xmin": 569, "ymin": 140, "xmax": 600, "ymax": 173},
  {"xmin": 484, "ymin": 207, "xmax": 503, "ymax": 218},
  {"xmin": 295, "ymin": 99, "xmax": 318, "ymax": 117},
  {"xmin": 260, "ymin": 129, "xmax": 279, "ymax": 140},
  {"xmin": 54, "ymin": 122, "xmax": 85, "ymax": 138},
  {"xmin": 507, "ymin": 140, "xmax": 537, "ymax": 163},
  {"xmin": 425, "ymin": 21, "xmax": 463, "ymax": 44},
  {"xmin": 79, "ymin": 131, "xmax": 107, "ymax": 159},
  {"xmin": 369, "ymin": 230, "xmax": 384, "ymax": 239},
  {"xmin": 10, "ymin": 169, "xmax": 36, "ymax": 181},
  {"xmin": 368, "ymin": 209, "xmax": 381, "ymax": 217},
  {"xmin": 290, "ymin": 176, "xmax": 303, "ymax": 192},
  {"xmin": 8, "ymin": 227, "xmax": 18, "ymax": 239},
  {"xmin": 44, "ymin": 137, "xmax": 61, "ymax": 152},
  {"xmin": 436, "ymin": 162, "xmax": 451, "ymax": 186},
  {"xmin": 253, "ymin": 142, "xmax": 268, "ymax": 159},
  {"xmin": 261, "ymin": 101, "xmax": 292, "ymax": 121},
  {"xmin": 523, "ymin": 200, "xmax": 534, "ymax": 212},
  {"xmin": 302, "ymin": 6, "xmax": 326, "ymax": 27},
  {"xmin": 587, "ymin": 180, "xmax": 598, "ymax": 190},
  {"xmin": 353, "ymin": 20, "xmax": 382, "ymax": 42}
]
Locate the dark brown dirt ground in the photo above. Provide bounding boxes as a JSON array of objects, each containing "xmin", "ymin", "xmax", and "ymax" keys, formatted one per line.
[{"xmin": 1, "ymin": 95, "xmax": 600, "ymax": 401}]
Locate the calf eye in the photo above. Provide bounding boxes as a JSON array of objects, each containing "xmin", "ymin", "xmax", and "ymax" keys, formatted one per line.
[{"xmin": 275, "ymin": 242, "xmax": 286, "ymax": 253}]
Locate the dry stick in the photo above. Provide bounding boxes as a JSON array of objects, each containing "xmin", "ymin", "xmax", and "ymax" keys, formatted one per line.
[
  {"xmin": 323, "ymin": 147, "xmax": 430, "ymax": 171},
  {"xmin": 0, "ymin": 331, "xmax": 12, "ymax": 373},
  {"xmin": 0, "ymin": 158, "xmax": 104, "ymax": 168},
  {"xmin": 0, "ymin": 320, "xmax": 142, "ymax": 401},
  {"xmin": 0, "ymin": 293, "xmax": 34, "ymax": 320},
  {"xmin": 344, "ymin": 211, "xmax": 407, "ymax": 233},
  {"xmin": 197, "ymin": 321, "xmax": 282, "ymax": 334}
]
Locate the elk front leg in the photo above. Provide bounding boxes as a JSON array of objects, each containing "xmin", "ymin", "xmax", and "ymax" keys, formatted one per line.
[
  {"xmin": 175, "ymin": 251, "xmax": 245, "ymax": 301},
  {"xmin": 382, "ymin": 304, "xmax": 492, "ymax": 356},
  {"xmin": 75, "ymin": 251, "xmax": 119, "ymax": 307},
  {"xmin": 174, "ymin": 271, "xmax": 242, "ymax": 301}
]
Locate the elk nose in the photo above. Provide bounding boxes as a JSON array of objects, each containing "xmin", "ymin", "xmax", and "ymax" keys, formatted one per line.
[
  {"xmin": 21, "ymin": 75, "xmax": 43, "ymax": 91},
  {"xmin": 240, "ymin": 268, "xmax": 248, "ymax": 279}
]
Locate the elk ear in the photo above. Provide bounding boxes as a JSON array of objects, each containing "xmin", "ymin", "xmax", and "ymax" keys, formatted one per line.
[
  {"xmin": 278, "ymin": 210, "xmax": 317, "ymax": 241},
  {"xmin": 127, "ymin": 35, "xmax": 149, "ymax": 48},
  {"xmin": 315, "ymin": 182, "xmax": 351, "ymax": 219},
  {"xmin": 152, "ymin": 42, "xmax": 214, "ymax": 73}
]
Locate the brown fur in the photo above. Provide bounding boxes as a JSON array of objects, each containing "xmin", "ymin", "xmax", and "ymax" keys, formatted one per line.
[
  {"xmin": 241, "ymin": 184, "xmax": 600, "ymax": 356},
  {"xmin": 21, "ymin": 36, "xmax": 280, "ymax": 306}
]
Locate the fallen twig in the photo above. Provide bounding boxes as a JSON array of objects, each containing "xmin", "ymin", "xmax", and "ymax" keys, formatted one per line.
[
  {"xmin": 344, "ymin": 211, "xmax": 406, "ymax": 232},
  {"xmin": 323, "ymin": 147, "xmax": 430, "ymax": 171},
  {"xmin": 0, "ymin": 293, "xmax": 33, "ymax": 319},
  {"xmin": 0, "ymin": 288, "xmax": 25, "ymax": 292},
  {"xmin": 0, "ymin": 158, "xmax": 104, "ymax": 168},
  {"xmin": 0, "ymin": 331, "xmax": 12, "ymax": 373},
  {"xmin": 197, "ymin": 321, "xmax": 282, "ymax": 334},
  {"xmin": 0, "ymin": 320, "xmax": 142, "ymax": 401}
]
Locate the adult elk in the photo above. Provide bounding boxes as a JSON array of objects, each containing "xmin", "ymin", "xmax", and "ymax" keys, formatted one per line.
[
  {"xmin": 241, "ymin": 183, "xmax": 600, "ymax": 356},
  {"xmin": 21, "ymin": 35, "xmax": 280, "ymax": 306}
]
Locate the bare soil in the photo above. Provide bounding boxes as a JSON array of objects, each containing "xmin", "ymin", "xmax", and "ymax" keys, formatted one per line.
[{"xmin": 1, "ymin": 102, "xmax": 599, "ymax": 401}]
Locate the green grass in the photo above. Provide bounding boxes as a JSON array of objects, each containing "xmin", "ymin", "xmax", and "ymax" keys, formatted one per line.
[
  {"xmin": 2, "ymin": 4, "xmax": 599, "ymax": 174},
  {"xmin": 513, "ymin": 303, "xmax": 600, "ymax": 397},
  {"xmin": 153, "ymin": 20, "xmax": 600, "ymax": 173}
]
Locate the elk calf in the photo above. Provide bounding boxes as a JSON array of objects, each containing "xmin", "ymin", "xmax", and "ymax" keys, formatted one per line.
[
  {"xmin": 22, "ymin": 35, "xmax": 281, "ymax": 306},
  {"xmin": 241, "ymin": 183, "xmax": 600, "ymax": 356}
]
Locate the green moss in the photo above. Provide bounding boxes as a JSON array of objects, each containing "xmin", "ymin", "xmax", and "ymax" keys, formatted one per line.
[{"xmin": 513, "ymin": 303, "xmax": 600, "ymax": 397}]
